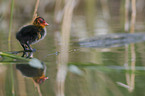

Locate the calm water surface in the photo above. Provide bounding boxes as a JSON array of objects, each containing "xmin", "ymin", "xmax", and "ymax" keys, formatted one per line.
[{"xmin": 1, "ymin": 0, "xmax": 145, "ymax": 96}]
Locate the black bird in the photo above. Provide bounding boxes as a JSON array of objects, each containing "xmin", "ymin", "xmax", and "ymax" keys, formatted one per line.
[{"xmin": 16, "ymin": 16, "xmax": 49, "ymax": 52}]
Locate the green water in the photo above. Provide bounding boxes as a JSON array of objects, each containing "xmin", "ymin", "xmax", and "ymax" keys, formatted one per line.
[{"xmin": 1, "ymin": 0, "xmax": 145, "ymax": 96}]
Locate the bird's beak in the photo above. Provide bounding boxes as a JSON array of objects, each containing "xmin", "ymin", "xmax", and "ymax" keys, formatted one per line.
[{"xmin": 44, "ymin": 22, "xmax": 49, "ymax": 26}]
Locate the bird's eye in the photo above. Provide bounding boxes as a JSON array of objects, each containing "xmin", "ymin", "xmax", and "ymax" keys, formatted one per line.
[{"xmin": 40, "ymin": 20, "xmax": 42, "ymax": 23}]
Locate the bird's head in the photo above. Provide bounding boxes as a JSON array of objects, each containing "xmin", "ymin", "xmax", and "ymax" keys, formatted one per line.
[
  {"xmin": 33, "ymin": 74, "xmax": 48, "ymax": 84},
  {"xmin": 33, "ymin": 16, "xmax": 49, "ymax": 28}
]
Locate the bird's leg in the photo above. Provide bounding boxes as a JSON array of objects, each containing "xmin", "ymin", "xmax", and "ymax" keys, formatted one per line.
[
  {"xmin": 21, "ymin": 43, "xmax": 28, "ymax": 57},
  {"xmin": 21, "ymin": 43, "xmax": 28, "ymax": 51},
  {"xmin": 26, "ymin": 42, "xmax": 33, "ymax": 51},
  {"xmin": 26, "ymin": 42, "xmax": 36, "ymax": 52},
  {"xmin": 26, "ymin": 52, "xmax": 34, "ymax": 59},
  {"xmin": 22, "ymin": 52, "xmax": 26, "ymax": 57}
]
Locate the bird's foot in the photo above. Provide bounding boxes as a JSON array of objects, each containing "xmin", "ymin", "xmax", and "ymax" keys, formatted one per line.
[
  {"xmin": 32, "ymin": 48, "xmax": 36, "ymax": 52},
  {"xmin": 24, "ymin": 48, "xmax": 36, "ymax": 52}
]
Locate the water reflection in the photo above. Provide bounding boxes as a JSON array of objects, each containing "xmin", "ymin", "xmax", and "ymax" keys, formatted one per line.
[
  {"xmin": 0, "ymin": 51, "xmax": 48, "ymax": 84},
  {"xmin": 16, "ymin": 58, "xmax": 48, "ymax": 84}
]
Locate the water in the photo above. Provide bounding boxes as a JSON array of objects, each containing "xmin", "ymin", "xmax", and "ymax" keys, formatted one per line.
[{"xmin": 1, "ymin": 0, "xmax": 145, "ymax": 96}]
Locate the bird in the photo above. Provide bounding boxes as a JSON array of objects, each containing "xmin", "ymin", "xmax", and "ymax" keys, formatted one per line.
[
  {"xmin": 16, "ymin": 62, "xmax": 48, "ymax": 84},
  {"xmin": 16, "ymin": 16, "xmax": 49, "ymax": 53}
]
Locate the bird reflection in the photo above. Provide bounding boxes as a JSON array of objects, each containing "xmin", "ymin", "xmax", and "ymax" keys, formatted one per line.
[
  {"xmin": 16, "ymin": 62, "xmax": 48, "ymax": 84},
  {"xmin": 12, "ymin": 51, "xmax": 48, "ymax": 84}
]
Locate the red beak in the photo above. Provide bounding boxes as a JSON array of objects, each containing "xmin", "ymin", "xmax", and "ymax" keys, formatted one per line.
[{"xmin": 44, "ymin": 22, "xmax": 49, "ymax": 26}]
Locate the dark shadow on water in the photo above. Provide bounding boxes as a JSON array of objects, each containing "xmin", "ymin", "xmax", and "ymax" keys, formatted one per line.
[{"xmin": 77, "ymin": 33, "xmax": 145, "ymax": 48}]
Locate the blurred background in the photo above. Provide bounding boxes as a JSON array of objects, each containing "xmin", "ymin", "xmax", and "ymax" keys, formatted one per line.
[{"xmin": 1, "ymin": 0, "xmax": 145, "ymax": 96}]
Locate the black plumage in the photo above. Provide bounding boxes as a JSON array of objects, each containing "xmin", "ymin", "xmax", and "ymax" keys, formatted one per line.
[
  {"xmin": 16, "ymin": 17, "xmax": 48, "ymax": 52},
  {"xmin": 16, "ymin": 25, "xmax": 45, "ymax": 45},
  {"xmin": 16, "ymin": 64, "xmax": 44, "ymax": 77}
]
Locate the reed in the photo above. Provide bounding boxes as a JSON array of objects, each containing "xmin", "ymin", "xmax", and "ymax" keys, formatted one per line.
[
  {"xmin": 30, "ymin": 0, "xmax": 44, "ymax": 95},
  {"xmin": 124, "ymin": 0, "xmax": 130, "ymax": 92},
  {"xmin": 56, "ymin": 0, "xmax": 77, "ymax": 96},
  {"xmin": 85, "ymin": 0, "xmax": 95, "ymax": 36},
  {"xmin": 124, "ymin": 0, "xmax": 130, "ymax": 32},
  {"xmin": 130, "ymin": 0, "xmax": 136, "ymax": 33},
  {"xmin": 7, "ymin": 0, "xmax": 15, "ymax": 95},
  {"xmin": 0, "ymin": 52, "xmax": 29, "ymax": 61},
  {"xmin": 100, "ymin": 0, "xmax": 110, "ymax": 21},
  {"xmin": 8, "ymin": 0, "xmax": 14, "ymax": 51},
  {"xmin": 128, "ymin": 0, "xmax": 136, "ymax": 92},
  {"xmin": 31, "ymin": 0, "xmax": 40, "ymax": 24},
  {"xmin": 54, "ymin": 0, "xmax": 64, "ymax": 23},
  {"xmin": 123, "ymin": 0, "xmax": 136, "ymax": 92}
]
